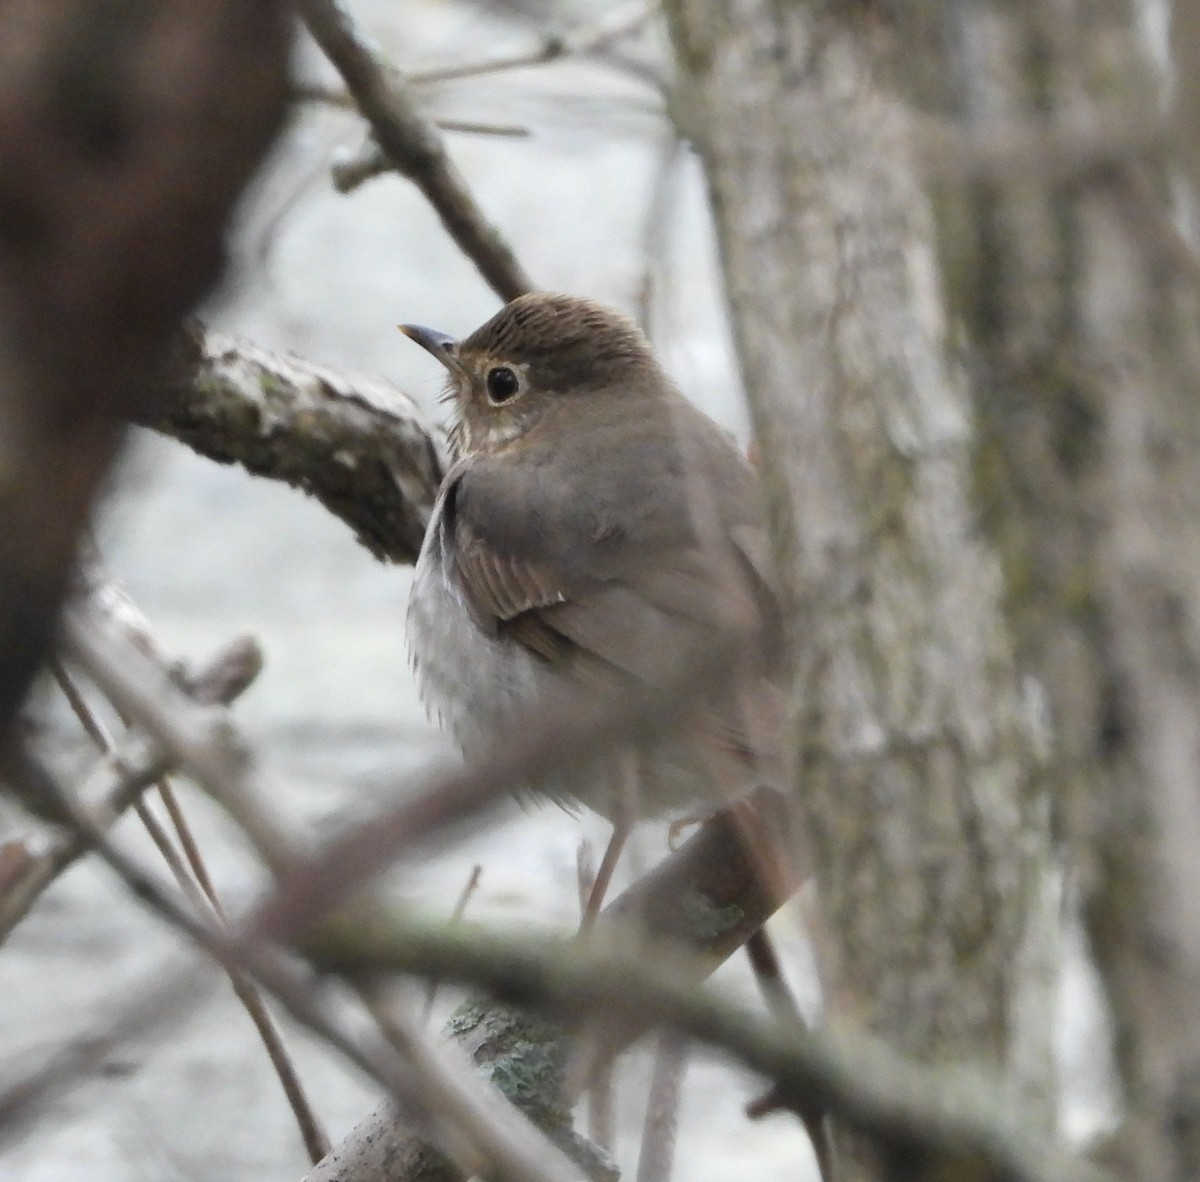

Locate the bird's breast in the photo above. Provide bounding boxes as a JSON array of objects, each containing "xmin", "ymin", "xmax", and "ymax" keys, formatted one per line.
[{"xmin": 406, "ymin": 492, "xmax": 553, "ymax": 756}]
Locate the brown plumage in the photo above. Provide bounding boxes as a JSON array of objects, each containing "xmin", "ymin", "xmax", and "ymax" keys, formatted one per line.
[{"xmin": 403, "ymin": 292, "xmax": 783, "ymax": 822}]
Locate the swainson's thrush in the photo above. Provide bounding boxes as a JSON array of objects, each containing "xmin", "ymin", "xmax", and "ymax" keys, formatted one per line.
[{"xmin": 402, "ymin": 293, "xmax": 783, "ymax": 838}]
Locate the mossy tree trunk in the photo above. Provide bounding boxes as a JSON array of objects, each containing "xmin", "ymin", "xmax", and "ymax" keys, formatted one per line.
[
  {"xmin": 911, "ymin": 3, "xmax": 1200, "ymax": 1179},
  {"xmin": 668, "ymin": 1, "xmax": 1200, "ymax": 1179},
  {"xmin": 664, "ymin": 0, "xmax": 1060, "ymax": 1169}
]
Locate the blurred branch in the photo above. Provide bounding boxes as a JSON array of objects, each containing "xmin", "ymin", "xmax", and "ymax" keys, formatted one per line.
[
  {"xmin": 330, "ymin": 125, "xmax": 530, "ymax": 195},
  {"xmin": 142, "ymin": 324, "xmax": 445, "ymax": 565},
  {"xmin": 408, "ymin": 1, "xmax": 656, "ymax": 86},
  {"xmin": 297, "ymin": 0, "xmax": 534, "ymax": 301},
  {"xmin": 303, "ymin": 908, "xmax": 1112, "ymax": 1182},
  {"xmin": 634, "ymin": 1033, "xmax": 685, "ymax": 1182},
  {"xmin": 62, "ymin": 592, "xmax": 295, "ymax": 876},
  {"xmin": 0, "ymin": 630, "xmax": 261, "ymax": 943},
  {"xmin": 292, "ymin": 83, "xmax": 531, "ymax": 139},
  {"xmin": 0, "ymin": 756, "xmax": 593, "ymax": 1182},
  {"xmin": 0, "ymin": 0, "xmax": 288, "ymax": 736},
  {"xmin": 303, "ymin": 795, "xmax": 789, "ymax": 1182},
  {"xmin": 51, "ymin": 660, "xmax": 331, "ymax": 1166}
]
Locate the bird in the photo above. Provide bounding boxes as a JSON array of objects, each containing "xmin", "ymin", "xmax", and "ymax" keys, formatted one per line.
[{"xmin": 401, "ymin": 292, "xmax": 784, "ymax": 915}]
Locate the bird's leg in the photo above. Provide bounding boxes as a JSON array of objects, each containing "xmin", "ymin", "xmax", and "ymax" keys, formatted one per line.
[{"xmin": 580, "ymin": 750, "xmax": 639, "ymax": 928}]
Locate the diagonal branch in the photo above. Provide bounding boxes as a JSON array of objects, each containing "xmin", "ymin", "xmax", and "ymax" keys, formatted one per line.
[
  {"xmin": 0, "ymin": 632, "xmax": 261, "ymax": 943},
  {"xmin": 143, "ymin": 324, "xmax": 445, "ymax": 565},
  {"xmin": 301, "ymin": 909, "xmax": 1112, "ymax": 1182},
  {"xmin": 297, "ymin": 0, "xmax": 534, "ymax": 302}
]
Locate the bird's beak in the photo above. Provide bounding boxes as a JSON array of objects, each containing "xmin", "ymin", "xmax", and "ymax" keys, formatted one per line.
[{"xmin": 398, "ymin": 324, "xmax": 467, "ymax": 377}]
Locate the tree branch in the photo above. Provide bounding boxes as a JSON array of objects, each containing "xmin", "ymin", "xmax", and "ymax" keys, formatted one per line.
[
  {"xmin": 144, "ymin": 324, "xmax": 446, "ymax": 565},
  {"xmin": 296, "ymin": 0, "xmax": 534, "ymax": 302},
  {"xmin": 302, "ymin": 908, "xmax": 1113, "ymax": 1182}
]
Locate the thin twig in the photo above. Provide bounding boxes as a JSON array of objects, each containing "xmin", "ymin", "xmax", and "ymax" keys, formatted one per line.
[
  {"xmin": 0, "ymin": 787, "xmax": 781, "ymax": 1182},
  {"xmin": 50, "ymin": 661, "xmax": 331, "ymax": 1166},
  {"xmin": 436, "ymin": 119, "xmax": 531, "ymax": 138},
  {"xmin": 62, "ymin": 598, "xmax": 296, "ymax": 876},
  {"xmin": 634, "ymin": 132, "xmax": 684, "ymax": 335},
  {"xmin": 297, "ymin": 0, "xmax": 533, "ymax": 301},
  {"xmin": 406, "ymin": 1, "xmax": 656, "ymax": 86},
  {"xmin": 1, "ymin": 749, "xmax": 589, "ymax": 1182},
  {"xmin": 576, "ymin": 840, "xmax": 595, "ymax": 919},
  {"xmin": 293, "ymin": 82, "xmax": 531, "ymax": 138},
  {"xmin": 586, "ymin": 1055, "xmax": 616, "ymax": 1153},
  {"xmin": 0, "ymin": 635, "xmax": 261, "ymax": 943},
  {"xmin": 331, "ymin": 126, "xmax": 529, "ymax": 195},
  {"xmin": 744, "ymin": 928, "xmax": 833, "ymax": 1182},
  {"xmin": 422, "ymin": 863, "xmax": 483, "ymax": 1019},
  {"xmin": 304, "ymin": 913, "xmax": 1115, "ymax": 1182},
  {"xmin": 635, "ymin": 1033, "xmax": 687, "ymax": 1182}
]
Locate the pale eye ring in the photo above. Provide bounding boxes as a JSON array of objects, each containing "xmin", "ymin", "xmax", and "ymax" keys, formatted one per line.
[{"xmin": 485, "ymin": 366, "xmax": 520, "ymax": 404}]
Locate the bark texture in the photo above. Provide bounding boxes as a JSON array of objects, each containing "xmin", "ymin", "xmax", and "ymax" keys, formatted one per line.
[
  {"xmin": 147, "ymin": 326, "xmax": 446, "ymax": 565},
  {"xmin": 902, "ymin": 2, "xmax": 1200, "ymax": 1178},
  {"xmin": 665, "ymin": 0, "xmax": 1056, "ymax": 1140}
]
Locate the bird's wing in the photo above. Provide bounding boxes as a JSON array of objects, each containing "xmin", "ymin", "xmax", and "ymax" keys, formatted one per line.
[{"xmin": 444, "ymin": 424, "xmax": 779, "ymax": 691}]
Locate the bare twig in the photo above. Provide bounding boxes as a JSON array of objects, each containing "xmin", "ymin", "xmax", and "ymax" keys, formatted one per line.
[
  {"xmin": 422, "ymin": 863, "xmax": 483, "ymax": 1019},
  {"xmin": 0, "ymin": 635, "xmax": 261, "ymax": 943},
  {"xmin": 0, "ymin": 754, "xmax": 590, "ymax": 1182},
  {"xmin": 251, "ymin": 634, "xmax": 782, "ymax": 952},
  {"xmin": 635, "ymin": 1033, "xmax": 687, "ymax": 1182},
  {"xmin": 744, "ymin": 929, "xmax": 832, "ymax": 1182},
  {"xmin": 297, "ymin": 0, "xmax": 534, "ymax": 301},
  {"xmin": 62, "ymin": 597, "xmax": 296, "ymax": 876},
  {"xmin": 293, "ymin": 82, "xmax": 531, "ymax": 138},
  {"xmin": 51, "ymin": 662, "xmax": 331, "ymax": 1166},
  {"xmin": 407, "ymin": 1, "xmax": 656, "ymax": 86},
  {"xmin": 331, "ymin": 127, "xmax": 529, "ymax": 195},
  {"xmin": 576, "ymin": 840, "xmax": 596, "ymax": 919},
  {"xmin": 143, "ymin": 324, "xmax": 445, "ymax": 565},
  {"xmin": 586, "ymin": 1054, "xmax": 616, "ymax": 1152},
  {"xmin": 633, "ymin": 132, "xmax": 685, "ymax": 335}
]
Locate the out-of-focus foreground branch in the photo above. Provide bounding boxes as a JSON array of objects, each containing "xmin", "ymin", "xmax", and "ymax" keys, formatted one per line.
[
  {"xmin": 301, "ymin": 797, "xmax": 792, "ymax": 1182},
  {"xmin": 0, "ymin": 0, "xmax": 289, "ymax": 735}
]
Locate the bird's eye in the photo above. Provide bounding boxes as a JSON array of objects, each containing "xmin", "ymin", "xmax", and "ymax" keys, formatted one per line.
[{"xmin": 485, "ymin": 366, "xmax": 520, "ymax": 404}]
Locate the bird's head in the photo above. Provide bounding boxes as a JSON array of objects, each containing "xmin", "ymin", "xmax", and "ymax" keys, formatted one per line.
[{"xmin": 400, "ymin": 292, "xmax": 664, "ymax": 456}]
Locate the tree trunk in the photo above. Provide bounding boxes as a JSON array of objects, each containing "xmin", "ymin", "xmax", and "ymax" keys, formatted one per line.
[
  {"xmin": 670, "ymin": 1, "xmax": 1200, "ymax": 1178},
  {"xmin": 904, "ymin": 2, "xmax": 1200, "ymax": 1179},
  {"xmin": 664, "ymin": 1, "xmax": 1059, "ymax": 1167}
]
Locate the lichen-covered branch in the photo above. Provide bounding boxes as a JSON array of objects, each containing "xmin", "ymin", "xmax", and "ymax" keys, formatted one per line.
[
  {"xmin": 302, "ymin": 791, "xmax": 794, "ymax": 1182},
  {"xmin": 144, "ymin": 324, "xmax": 446, "ymax": 565}
]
